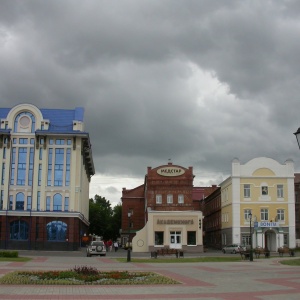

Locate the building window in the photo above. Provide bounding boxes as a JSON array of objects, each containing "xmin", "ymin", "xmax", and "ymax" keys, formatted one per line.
[
  {"xmin": 10, "ymin": 220, "xmax": 29, "ymax": 240},
  {"xmin": 244, "ymin": 184, "xmax": 251, "ymax": 198},
  {"xmin": 187, "ymin": 231, "xmax": 196, "ymax": 245},
  {"xmin": 55, "ymin": 139, "xmax": 65, "ymax": 145},
  {"xmin": 28, "ymin": 148, "xmax": 34, "ymax": 186},
  {"xmin": 0, "ymin": 190, "xmax": 3, "ymax": 210},
  {"xmin": 261, "ymin": 208, "xmax": 269, "ymax": 221},
  {"xmin": 277, "ymin": 209, "xmax": 285, "ymax": 221},
  {"xmin": 64, "ymin": 197, "xmax": 69, "ymax": 211},
  {"xmin": 9, "ymin": 195, "xmax": 13, "ymax": 210},
  {"xmin": 284, "ymin": 234, "xmax": 288, "ymax": 246},
  {"xmin": 277, "ymin": 185, "xmax": 284, "ymax": 198},
  {"xmin": 16, "ymin": 192, "xmax": 24, "ymax": 210},
  {"xmin": 37, "ymin": 191, "xmax": 40, "ymax": 211},
  {"xmin": 27, "ymin": 196, "xmax": 32, "ymax": 210},
  {"xmin": 261, "ymin": 186, "xmax": 268, "ymax": 195},
  {"xmin": 178, "ymin": 194, "xmax": 184, "ymax": 204},
  {"xmin": 167, "ymin": 194, "xmax": 173, "ymax": 204},
  {"xmin": 155, "ymin": 232, "xmax": 164, "ymax": 246},
  {"xmin": 14, "ymin": 111, "xmax": 35, "ymax": 133},
  {"xmin": 156, "ymin": 194, "xmax": 162, "ymax": 204},
  {"xmin": 46, "ymin": 196, "xmax": 51, "ymax": 211},
  {"xmin": 65, "ymin": 149, "xmax": 71, "ymax": 186},
  {"xmin": 53, "ymin": 194, "xmax": 62, "ymax": 211},
  {"xmin": 1, "ymin": 163, "xmax": 5, "ymax": 185},
  {"xmin": 54, "ymin": 149, "xmax": 64, "ymax": 186},
  {"xmin": 242, "ymin": 235, "xmax": 250, "ymax": 246},
  {"xmin": 244, "ymin": 209, "xmax": 252, "ymax": 221},
  {"xmin": 47, "ymin": 149, "xmax": 53, "ymax": 185},
  {"xmin": 46, "ymin": 221, "xmax": 67, "ymax": 241},
  {"xmin": 17, "ymin": 147, "xmax": 27, "ymax": 185},
  {"xmin": 38, "ymin": 164, "xmax": 42, "ymax": 186}
]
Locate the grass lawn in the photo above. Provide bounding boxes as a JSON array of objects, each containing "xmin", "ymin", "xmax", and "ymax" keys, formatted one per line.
[
  {"xmin": 279, "ymin": 258, "xmax": 300, "ymax": 266},
  {"xmin": 0, "ymin": 257, "xmax": 31, "ymax": 262},
  {"xmin": 117, "ymin": 256, "xmax": 242, "ymax": 263}
]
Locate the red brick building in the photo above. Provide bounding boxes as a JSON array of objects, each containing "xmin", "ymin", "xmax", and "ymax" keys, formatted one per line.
[{"xmin": 121, "ymin": 162, "xmax": 218, "ymax": 253}]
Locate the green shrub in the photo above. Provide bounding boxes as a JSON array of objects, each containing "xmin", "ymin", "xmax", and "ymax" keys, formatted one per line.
[{"xmin": 0, "ymin": 251, "xmax": 18, "ymax": 258}]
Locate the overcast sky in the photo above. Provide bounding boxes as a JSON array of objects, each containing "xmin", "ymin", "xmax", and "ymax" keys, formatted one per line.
[{"xmin": 1, "ymin": 0, "xmax": 300, "ymax": 206}]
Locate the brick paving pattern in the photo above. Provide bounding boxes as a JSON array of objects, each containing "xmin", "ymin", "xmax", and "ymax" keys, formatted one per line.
[{"xmin": 0, "ymin": 251, "xmax": 299, "ymax": 299}]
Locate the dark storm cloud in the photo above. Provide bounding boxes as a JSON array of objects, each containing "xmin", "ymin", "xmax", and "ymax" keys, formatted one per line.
[{"xmin": 1, "ymin": 0, "xmax": 300, "ymax": 204}]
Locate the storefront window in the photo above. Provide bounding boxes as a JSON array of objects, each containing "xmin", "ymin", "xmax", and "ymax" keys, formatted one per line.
[
  {"xmin": 187, "ymin": 231, "xmax": 196, "ymax": 245},
  {"xmin": 10, "ymin": 220, "xmax": 29, "ymax": 240},
  {"xmin": 155, "ymin": 231, "xmax": 164, "ymax": 245}
]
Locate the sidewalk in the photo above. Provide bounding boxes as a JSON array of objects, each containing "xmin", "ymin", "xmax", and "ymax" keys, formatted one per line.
[{"xmin": 0, "ymin": 251, "xmax": 300, "ymax": 299}]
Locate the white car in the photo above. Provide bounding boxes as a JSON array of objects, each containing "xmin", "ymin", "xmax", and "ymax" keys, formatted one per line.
[
  {"xmin": 86, "ymin": 241, "xmax": 106, "ymax": 257},
  {"xmin": 222, "ymin": 244, "xmax": 245, "ymax": 254}
]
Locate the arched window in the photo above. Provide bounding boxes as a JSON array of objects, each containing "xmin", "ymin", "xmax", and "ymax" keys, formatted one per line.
[
  {"xmin": 16, "ymin": 192, "xmax": 25, "ymax": 210},
  {"xmin": 46, "ymin": 220, "xmax": 67, "ymax": 241},
  {"xmin": 53, "ymin": 194, "xmax": 62, "ymax": 211},
  {"xmin": 10, "ymin": 220, "xmax": 29, "ymax": 240},
  {"xmin": 14, "ymin": 111, "xmax": 36, "ymax": 133}
]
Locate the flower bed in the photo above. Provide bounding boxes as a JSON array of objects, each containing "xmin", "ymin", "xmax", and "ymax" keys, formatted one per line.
[{"xmin": 0, "ymin": 265, "xmax": 179, "ymax": 285}]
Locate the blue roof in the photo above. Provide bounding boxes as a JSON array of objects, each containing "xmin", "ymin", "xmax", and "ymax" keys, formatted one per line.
[
  {"xmin": 0, "ymin": 108, "xmax": 10, "ymax": 119},
  {"xmin": 0, "ymin": 106, "xmax": 85, "ymax": 133}
]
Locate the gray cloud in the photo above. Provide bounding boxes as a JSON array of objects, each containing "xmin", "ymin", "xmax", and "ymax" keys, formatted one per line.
[{"xmin": 1, "ymin": 0, "xmax": 300, "ymax": 205}]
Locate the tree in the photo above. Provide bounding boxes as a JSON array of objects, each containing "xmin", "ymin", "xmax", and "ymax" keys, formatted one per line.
[
  {"xmin": 88, "ymin": 195, "xmax": 121, "ymax": 241},
  {"xmin": 111, "ymin": 203, "xmax": 122, "ymax": 240}
]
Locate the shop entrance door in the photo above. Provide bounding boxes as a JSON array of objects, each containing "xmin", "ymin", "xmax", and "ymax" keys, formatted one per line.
[{"xmin": 170, "ymin": 231, "xmax": 182, "ymax": 249}]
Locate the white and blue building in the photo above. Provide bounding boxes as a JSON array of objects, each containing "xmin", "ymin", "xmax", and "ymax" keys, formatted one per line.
[{"xmin": 0, "ymin": 104, "xmax": 94, "ymax": 251}]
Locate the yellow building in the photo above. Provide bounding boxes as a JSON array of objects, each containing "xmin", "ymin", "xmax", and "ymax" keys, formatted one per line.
[{"xmin": 220, "ymin": 157, "xmax": 296, "ymax": 251}]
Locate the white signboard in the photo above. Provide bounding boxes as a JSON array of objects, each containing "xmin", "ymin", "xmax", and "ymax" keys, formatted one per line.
[
  {"xmin": 258, "ymin": 222, "xmax": 279, "ymax": 227},
  {"xmin": 157, "ymin": 166, "xmax": 185, "ymax": 177}
]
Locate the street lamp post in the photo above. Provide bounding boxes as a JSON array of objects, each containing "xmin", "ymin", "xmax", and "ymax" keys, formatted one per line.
[
  {"xmin": 294, "ymin": 127, "xmax": 300, "ymax": 149},
  {"xmin": 249, "ymin": 212, "xmax": 253, "ymax": 261},
  {"xmin": 127, "ymin": 211, "xmax": 132, "ymax": 262}
]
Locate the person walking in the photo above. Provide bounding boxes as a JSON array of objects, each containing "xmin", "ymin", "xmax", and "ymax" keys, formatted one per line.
[
  {"xmin": 114, "ymin": 241, "xmax": 119, "ymax": 252},
  {"xmin": 108, "ymin": 239, "xmax": 113, "ymax": 251}
]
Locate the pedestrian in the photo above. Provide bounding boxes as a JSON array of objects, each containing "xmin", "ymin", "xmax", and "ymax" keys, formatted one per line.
[
  {"xmin": 114, "ymin": 241, "xmax": 119, "ymax": 252},
  {"xmin": 108, "ymin": 239, "xmax": 113, "ymax": 251}
]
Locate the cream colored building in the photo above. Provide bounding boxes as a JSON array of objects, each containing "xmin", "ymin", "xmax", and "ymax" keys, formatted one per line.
[
  {"xmin": 0, "ymin": 103, "xmax": 94, "ymax": 251},
  {"xmin": 132, "ymin": 210, "xmax": 203, "ymax": 253},
  {"xmin": 220, "ymin": 157, "xmax": 296, "ymax": 251}
]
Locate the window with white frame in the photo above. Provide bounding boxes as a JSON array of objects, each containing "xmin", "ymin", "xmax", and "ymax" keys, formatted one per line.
[
  {"xmin": 260, "ymin": 208, "xmax": 269, "ymax": 221},
  {"xmin": 242, "ymin": 235, "xmax": 251, "ymax": 246},
  {"xmin": 244, "ymin": 184, "xmax": 251, "ymax": 198},
  {"xmin": 277, "ymin": 209, "xmax": 284, "ymax": 221},
  {"xmin": 178, "ymin": 194, "xmax": 184, "ymax": 204},
  {"xmin": 167, "ymin": 194, "xmax": 173, "ymax": 204},
  {"xmin": 156, "ymin": 194, "xmax": 162, "ymax": 204},
  {"xmin": 244, "ymin": 209, "xmax": 252, "ymax": 221},
  {"xmin": 277, "ymin": 185, "xmax": 283, "ymax": 198}
]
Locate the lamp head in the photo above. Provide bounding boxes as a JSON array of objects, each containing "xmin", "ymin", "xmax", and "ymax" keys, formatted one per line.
[
  {"xmin": 249, "ymin": 212, "xmax": 252, "ymax": 220},
  {"xmin": 294, "ymin": 127, "xmax": 300, "ymax": 150}
]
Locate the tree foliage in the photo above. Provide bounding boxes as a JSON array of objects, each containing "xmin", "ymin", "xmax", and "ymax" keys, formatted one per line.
[{"xmin": 88, "ymin": 195, "xmax": 122, "ymax": 241}]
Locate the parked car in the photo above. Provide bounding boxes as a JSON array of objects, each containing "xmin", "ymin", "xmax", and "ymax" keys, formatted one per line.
[
  {"xmin": 222, "ymin": 244, "xmax": 245, "ymax": 254},
  {"xmin": 86, "ymin": 240, "xmax": 106, "ymax": 257}
]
